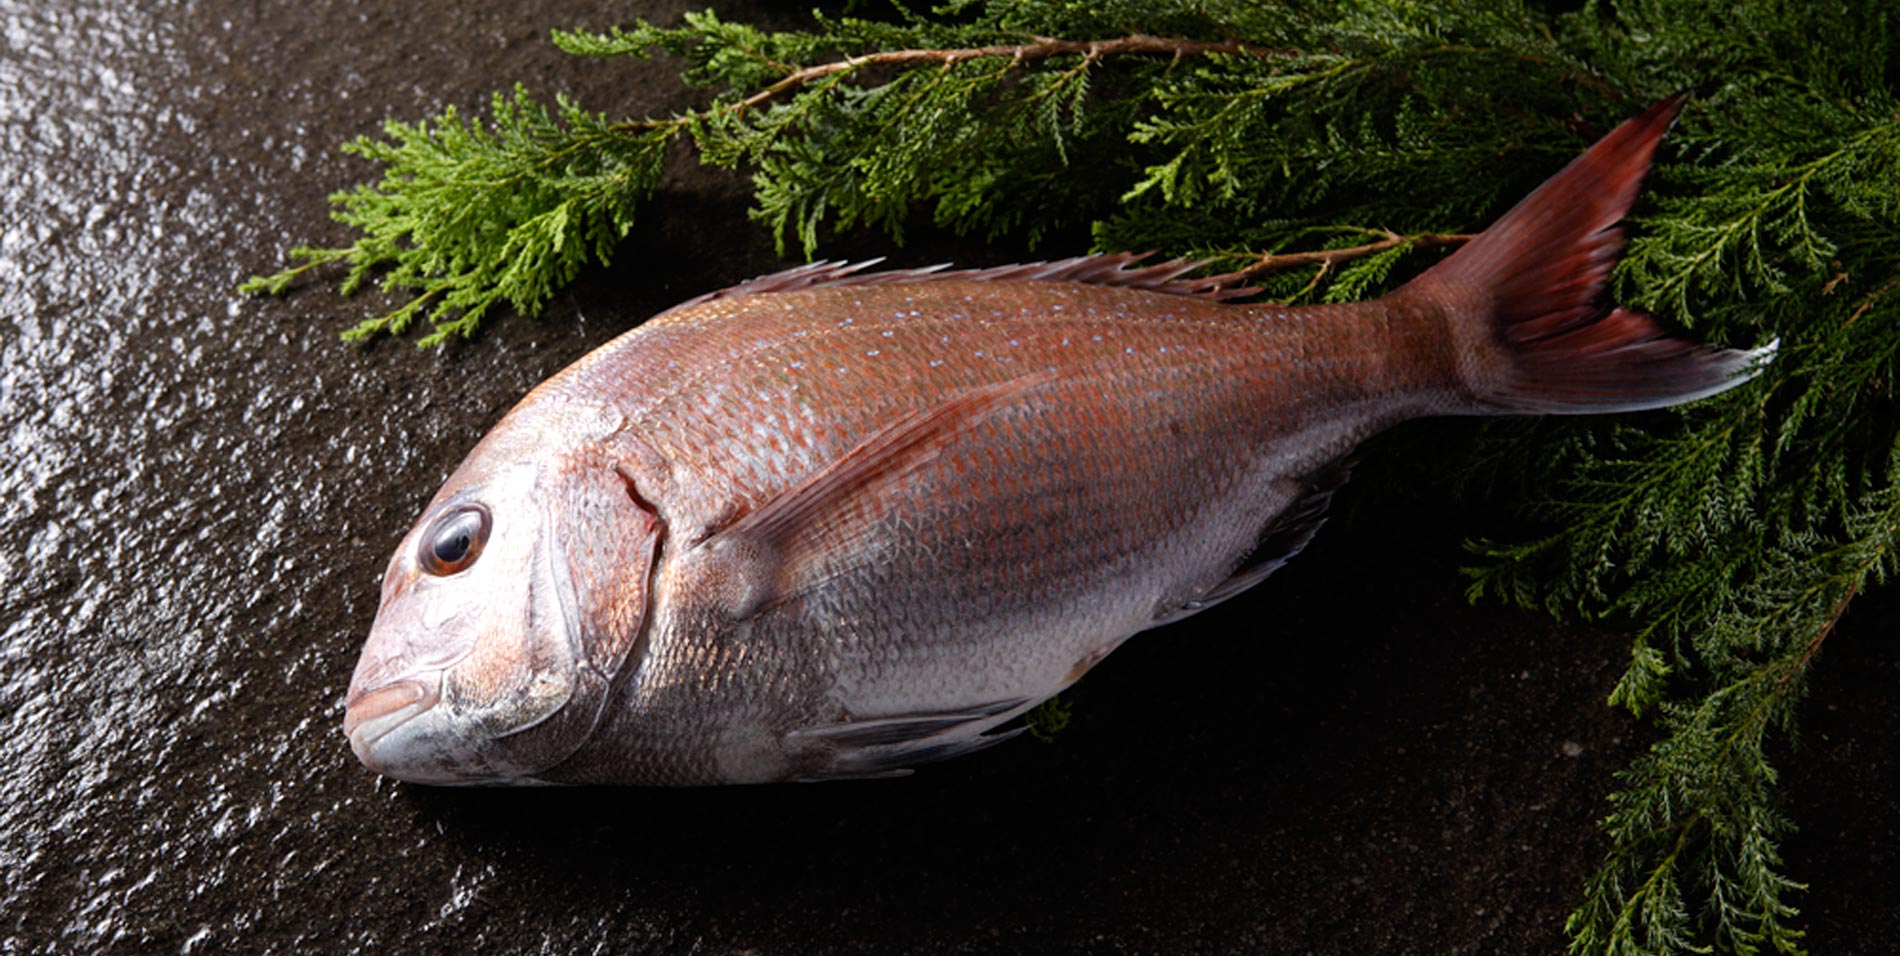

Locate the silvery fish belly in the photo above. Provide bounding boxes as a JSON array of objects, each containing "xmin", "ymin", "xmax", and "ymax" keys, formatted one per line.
[{"xmin": 342, "ymin": 95, "xmax": 1771, "ymax": 785}]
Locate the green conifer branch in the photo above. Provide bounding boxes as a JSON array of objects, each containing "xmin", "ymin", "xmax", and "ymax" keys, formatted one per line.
[
  {"xmin": 244, "ymin": 3, "xmax": 1900, "ymax": 952},
  {"xmin": 243, "ymin": 85, "xmax": 675, "ymax": 346}
]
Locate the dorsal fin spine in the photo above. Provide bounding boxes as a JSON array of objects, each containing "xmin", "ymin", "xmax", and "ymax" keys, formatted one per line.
[{"xmin": 667, "ymin": 252, "xmax": 1259, "ymax": 316}]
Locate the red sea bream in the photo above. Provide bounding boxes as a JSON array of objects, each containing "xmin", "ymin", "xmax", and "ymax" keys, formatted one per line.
[{"xmin": 343, "ymin": 96, "xmax": 1771, "ymax": 785}]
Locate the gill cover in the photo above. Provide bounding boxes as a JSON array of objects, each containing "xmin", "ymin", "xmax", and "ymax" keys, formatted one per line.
[
  {"xmin": 546, "ymin": 461, "xmax": 660, "ymax": 686},
  {"xmin": 479, "ymin": 458, "xmax": 661, "ymax": 778}
]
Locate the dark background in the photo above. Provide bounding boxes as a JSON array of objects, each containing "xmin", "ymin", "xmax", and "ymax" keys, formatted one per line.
[{"xmin": 1, "ymin": 1, "xmax": 1891, "ymax": 952}]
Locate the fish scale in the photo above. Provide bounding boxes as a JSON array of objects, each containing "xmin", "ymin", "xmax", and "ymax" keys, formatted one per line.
[
  {"xmin": 344, "ymin": 94, "xmax": 1774, "ymax": 786},
  {"xmin": 548, "ymin": 285, "xmax": 1461, "ymax": 783},
  {"xmin": 624, "ymin": 287, "xmax": 1413, "ymax": 513}
]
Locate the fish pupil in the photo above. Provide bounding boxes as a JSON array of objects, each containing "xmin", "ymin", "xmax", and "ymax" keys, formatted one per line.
[
  {"xmin": 434, "ymin": 529, "xmax": 470, "ymax": 563},
  {"xmin": 420, "ymin": 506, "xmax": 489, "ymax": 575}
]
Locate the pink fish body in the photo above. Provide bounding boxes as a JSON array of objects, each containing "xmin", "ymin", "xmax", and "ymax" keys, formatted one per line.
[{"xmin": 344, "ymin": 96, "xmax": 1769, "ymax": 785}]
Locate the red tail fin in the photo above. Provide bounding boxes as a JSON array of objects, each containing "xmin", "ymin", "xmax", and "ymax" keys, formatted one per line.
[{"xmin": 1403, "ymin": 94, "xmax": 1773, "ymax": 414}]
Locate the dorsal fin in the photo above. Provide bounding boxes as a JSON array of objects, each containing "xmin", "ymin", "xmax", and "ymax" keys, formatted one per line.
[{"xmin": 667, "ymin": 252, "xmax": 1259, "ymax": 313}]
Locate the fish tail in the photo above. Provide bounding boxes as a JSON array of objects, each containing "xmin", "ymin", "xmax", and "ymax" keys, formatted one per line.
[{"xmin": 1399, "ymin": 93, "xmax": 1773, "ymax": 414}]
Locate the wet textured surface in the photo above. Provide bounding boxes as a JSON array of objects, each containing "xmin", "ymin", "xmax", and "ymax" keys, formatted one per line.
[{"xmin": 1, "ymin": 2, "xmax": 1893, "ymax": 953}]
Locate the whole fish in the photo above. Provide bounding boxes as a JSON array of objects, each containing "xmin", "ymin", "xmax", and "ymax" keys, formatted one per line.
[{"xmin": 344, "ymin": 95, "xmax": 1769, "ymax": 785}]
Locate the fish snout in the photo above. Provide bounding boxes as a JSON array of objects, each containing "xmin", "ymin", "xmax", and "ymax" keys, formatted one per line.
[{"xmin": 344, "ymin": 677, "xmax": 438, "ymax": 768}]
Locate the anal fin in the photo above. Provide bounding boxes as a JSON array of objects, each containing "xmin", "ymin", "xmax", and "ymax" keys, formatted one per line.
[{"xmin": 1154, "ymin": 461, "xmax": 1353, "ymax": 626}]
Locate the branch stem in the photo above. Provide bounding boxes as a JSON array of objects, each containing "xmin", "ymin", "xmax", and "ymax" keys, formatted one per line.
[
  {"xmin": 739, "ymin": 34, "xmax": 1289, "ymax": 112},
  {"xmin": 1207, "ymin": 230, "xmax": 1477, "ymax": 289}
]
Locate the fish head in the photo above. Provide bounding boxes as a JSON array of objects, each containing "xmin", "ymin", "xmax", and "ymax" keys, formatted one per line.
[{"xmin": 344, "ymin": 406, "xmax": 662, "ymax": 785}]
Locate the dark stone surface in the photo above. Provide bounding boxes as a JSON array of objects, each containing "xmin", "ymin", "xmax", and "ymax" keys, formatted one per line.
[{"xmin": 0, "ymin": 1, "xmax": 1890, "ymax": 953}]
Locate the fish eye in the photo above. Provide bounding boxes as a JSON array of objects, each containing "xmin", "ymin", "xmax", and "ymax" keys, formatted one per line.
[{"xmin": 419, "ymin": 505, "xmax": 490, "ymax": 576}]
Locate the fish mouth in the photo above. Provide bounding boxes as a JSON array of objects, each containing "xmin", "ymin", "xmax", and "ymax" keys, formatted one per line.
[{"xmin": 344, "ymin": 677, "xmax": 438, "ymax": 764}]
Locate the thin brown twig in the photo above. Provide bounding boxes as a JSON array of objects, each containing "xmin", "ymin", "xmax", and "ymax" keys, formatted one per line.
[
  {"xmin": 1772, "ymin": 573, "xmax": 1865, "ymax": 699},
  {"xmin": 1844, "ymin": 277, "xmax": 1899, "ymax": 327},
  {"xmin": 1286, "ymin": 256, "xmax": 1335, "ymax": 302},
  {"xmin": 736, "ymin": 35, "xmax": 1291, "ymax": 112},
  {"xmin": 1203, "ymin": 230, "xmax": 1476, "ymax": 290}
]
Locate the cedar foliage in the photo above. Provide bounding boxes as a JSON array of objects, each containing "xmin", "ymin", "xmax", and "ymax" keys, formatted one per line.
[{"xmin": 244, "ymin": 2, "xmax": 1898, "ymax": 952}]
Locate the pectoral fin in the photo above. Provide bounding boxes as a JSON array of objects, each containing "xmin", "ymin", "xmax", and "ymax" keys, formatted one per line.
[
  {"xmin": 703, "ymin": 373, "xmax": 1051, "ymax": 618},
  {"xmin": 786, "ymin": 698, "xmax": 1032, "ymax": 779}
]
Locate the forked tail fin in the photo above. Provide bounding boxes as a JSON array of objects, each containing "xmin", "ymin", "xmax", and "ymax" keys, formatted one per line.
[{"xmin": 1401, "ymin": 93, "xmax": 1774, "ymax": 414}]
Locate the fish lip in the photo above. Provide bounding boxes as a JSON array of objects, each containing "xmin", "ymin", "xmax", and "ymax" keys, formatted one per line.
[
  {"xmin": 341, "ymin": 675, "xmax": 526, "ymax": 786},
  {"xmin": 343, "ymin": 677, "xmax": 439, "ymax": 754}
]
